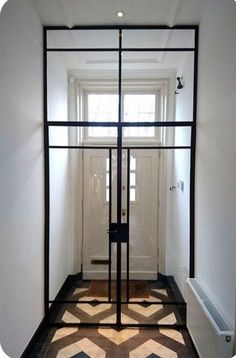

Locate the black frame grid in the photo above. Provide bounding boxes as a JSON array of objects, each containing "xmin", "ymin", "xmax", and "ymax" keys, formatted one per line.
[{"xmin": 44, "ymin": 25, "xmax": 198, "ymax": 328}]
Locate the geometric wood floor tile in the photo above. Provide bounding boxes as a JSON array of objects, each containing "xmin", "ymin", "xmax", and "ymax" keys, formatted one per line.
[
  {"xmin": 129, "ymin": 296, "xmax": 162, "ymax": 303},
  {"xmin": 32, "ymin": 280, "xmax": 198, "ymax": 357},
  {"xmin": 128, "ymin": 303, "xmax": 163, "ymax": 318},
  {"xmin": 56, "ymin": 342, "xmax": 81, "ymax": 357},
  {"xmin": 151, "ymin": 289, "xmax": 168, "ymax": 297},
  {"xmin": 51, "ymin": 327, "xmax": 78, "ymax": 342},
  {"xmin": 157, "ymin": 312, "xmax": 177, "ymax": 325},
  {"xmin": 99, "ymin": 314, "xmax": 139, "ymax": 345},
  {"xmin": 62, "ymin": 311, "xmax": 81, "ymax": 323},
  {"xmin": 129, "ymin": 339, "xmax": 178, "ymax": 358},
  {"xmin": 36, "ymin": 326, "xmax": 198, "ymax": 357},
  {"xmin": 159, "ymin": 328, "xmax": 185, "ymax": 344},
  {"xmin": 73, "ymin": 288, "xmax": 89, "ymax": 295},
  {"xmin": 57, "ymin": 338, "xmax": 106, "ymax": 358},
  {"xmin": 98, "ymin": 327, "xmax": 139, "ymax": 346},
  {"xmin": 77, "ymin": 296, "xmax": 112, "ymax": 316},
  {"xmin": 128, "ymin": 296, "xmax": 163, "ymax": 318},
  {"xmin": 100, "ymin": 312, "xmax": 138, "ymax": 324}
]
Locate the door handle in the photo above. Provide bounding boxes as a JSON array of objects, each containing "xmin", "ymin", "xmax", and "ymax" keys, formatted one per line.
[{"xmin": 121, "ymin": 209, "xmax": 126, "ymax": 217}]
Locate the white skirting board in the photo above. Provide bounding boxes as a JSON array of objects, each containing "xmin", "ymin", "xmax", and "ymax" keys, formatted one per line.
[{"xmin": 186, "ymin": 278, "xmax": 234, "ymax": 358}]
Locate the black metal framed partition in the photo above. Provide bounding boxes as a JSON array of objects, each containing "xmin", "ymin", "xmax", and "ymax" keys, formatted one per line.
[{"xmin": 43, "ymin": 25, "xmax": 198, "ymax": 328}]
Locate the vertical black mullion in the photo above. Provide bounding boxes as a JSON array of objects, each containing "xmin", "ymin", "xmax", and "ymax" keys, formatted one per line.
[
  {"xmin": 108, "ymin": 149, "xmax": 112, "ymax": 301},
  {"xmin": 43, "ymin": 27, "xmax": 50, "ymax": 319},
  {"xmin": 116, "ymin": 29, "xmax": 122, "ymax": 326},
  {"xmin": 126, "ymin": 149, "xmax": 130, "ymax": 302},
  {"xmin": 190, "ymin": 26, "xmax": 198, "ymax": 278}
]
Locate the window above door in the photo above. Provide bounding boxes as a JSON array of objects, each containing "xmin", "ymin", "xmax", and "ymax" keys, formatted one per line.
[{"xmin": 76, "ymin": 80, "xmax": 167, "ymax": 143}]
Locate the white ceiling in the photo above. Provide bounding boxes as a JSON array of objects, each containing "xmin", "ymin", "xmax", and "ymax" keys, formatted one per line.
[
  {"xmin": 30, "ymin": 0, "xmax": 209, "ymax": 27},
  {"xmin": 36, "ymin": 0, "xmax": 206, "ymax": 75}
]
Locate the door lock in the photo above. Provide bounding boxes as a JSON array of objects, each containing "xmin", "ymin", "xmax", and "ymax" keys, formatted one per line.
[{"xmin": 107, "ymin": 229, "xmax": 118, "ymax": 234}]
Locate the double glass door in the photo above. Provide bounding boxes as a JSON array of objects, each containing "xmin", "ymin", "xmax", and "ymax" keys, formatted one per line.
[
  {"xmin": 46, "ymin": 26, "xmax": 197, "ymax": 327},
  {"xmin": 82, "ymin": 147, "xmax": 159, "ymax": 305},
  {"xmin": 77, "ymin": 141, "xmax": 163, "ymax": 326}
]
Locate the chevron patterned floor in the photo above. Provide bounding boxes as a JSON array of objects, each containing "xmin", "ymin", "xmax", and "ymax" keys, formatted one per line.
[
  {"xmin": 34, "ymin": 326, "xmax": 198, "ymax": 357},
  {"xmin": 31, "ymin": 279, "xmax": 198, "ymax": 357},
  {"xmin": 52, "ymin": 286, "xmax": 185, "ymax": 326}
]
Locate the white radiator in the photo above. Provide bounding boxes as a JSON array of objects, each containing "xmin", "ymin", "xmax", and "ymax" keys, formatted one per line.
[{"xmin": 186, "ymin": 278, "xmax": 234, "ymax": 358}]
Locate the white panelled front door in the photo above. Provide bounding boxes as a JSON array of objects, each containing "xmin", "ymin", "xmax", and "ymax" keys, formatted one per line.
[
  {"xmin": 126, "ymin": 149, "xmax": 159, "ymax": 279},
  {"xmin": 82, "ymin": 148, "xmax": 159, "ymax": 280}
]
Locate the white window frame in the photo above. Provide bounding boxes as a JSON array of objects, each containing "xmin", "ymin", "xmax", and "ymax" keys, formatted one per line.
[{"xmin": 76, "ymin": 80, "xmax": 168, "ymax": 145}]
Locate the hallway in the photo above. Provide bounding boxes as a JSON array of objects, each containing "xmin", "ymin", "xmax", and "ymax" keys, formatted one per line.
[{"xmin": 0, "ymin": 1, "xmax": 236, "ymax": 358}]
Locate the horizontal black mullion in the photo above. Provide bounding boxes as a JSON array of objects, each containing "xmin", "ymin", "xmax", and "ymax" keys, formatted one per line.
[
  {"xmin": 47, "ymin": 47, "xmax": 195, "ymax": 52},
  {"xmin": 49, "ymin": 300, "xmax": 185, "ymax": 305},
  {"xmin": 47, "ymin": 121, "xmax": 193, "ymax": 127},
  {"xmin": 123, "ymin": 146, "xmax": 191, "ymax": 150},
  {"xmin": 49, "ymin": 145, "xmax": 117, "ymax": 150},
  {"xmin": 109, "ymin": 323, "xmax": 186, "ymax": 328},
  {"xmin": 121, "ymin": 121, "xmax": 193, "ymax": 127},
  {"xmin": 49, "ymin": 300, "xmax": 113, "ymax": 304},
  {"xmin": 45, "ymin": 26, "xmax": 120, "ymax": 30},
  {"xmin": 44, "ymin": 25, "xmax": 198, "ymax": 31},
  {"xmin": 123, "ymin": 301, "xmax": 186, "ymax": 305},
  {"xmin": 47, "ymin": 48, "xmax": 119, "ymax": 52},
  {"xmin": 49, "ymin": 322, "xmax": 186, "ymax": 328},
  {"xmin": 48, "ymin": 121, "xmax": 118, "ymax": 127},
  {"xmin": 119, "ymin": 24, "xmax": 197, "ymax": 30},
  {"xmin": 48, "ymin": 145, "xmax": 191, "ymax": 150},
  {"xmin": 49, "ymin": 322, "xmax": 120, "ymax": 328},
  {"xmin": 122, "ymin": 48, "xmax": 195, "ymax": 52}
]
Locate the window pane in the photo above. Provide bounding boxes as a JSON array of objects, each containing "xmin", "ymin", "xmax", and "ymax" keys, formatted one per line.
[
  {"xmin": 88, "ymin": 127, "xmax": 117, "ymax": 137},
  {"xmin": 130, "ymin": 173, "xmax": 136, "ymax": 186},
  {"xmin": 88, "ymin": 94, "xmax": 118, "ymax": 122},
  {"xmin": 130, "ymin": 188, "xmax": 136, "ymax": 202},
  {"xmin": 87, "ymin": 94, "xmax": 118, "ymax": 137},
  {"xmin": 124, "ymin": 127, "xmax": 155, "ymax": 137},
  {"xmin": 123, "ymin": 94, "xmax": 155, "ymax": 137},
  {"xmin": 47, "ymin": 29, "xmax": 119, "ymax": 49},
  {"xmin": 124, "ymin": 94, "xmax": 155, "ymax": 122},
  {"xmin": 122, "ymin": 29, "xmax": 195, "ymax": 49},
  {"xmin": 130, "ymin": 156, "xmax": 136, "ymax": 171},
  {"xmin": 106, "ymin": 173, "xmax": 109, "ymax": 187}
]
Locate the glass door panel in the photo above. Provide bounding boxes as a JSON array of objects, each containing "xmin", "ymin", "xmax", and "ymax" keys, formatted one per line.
[
  {"xmin": 122, "ymin": 29, "xmax": 195, "ymax": 49},
  {"xmin": 47, "ymin": 29, "xmax": 119, "ymax": 49},
  {"xmin": 120, "ymin": 148, "xmax": 159, "ymax": 299},
  {"xmin": 46, "ymin": 27, "xmax": 196, "ymax": 327}
]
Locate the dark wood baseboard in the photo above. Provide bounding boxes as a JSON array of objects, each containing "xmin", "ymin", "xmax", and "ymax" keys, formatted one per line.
[{"xmin": 20, "ymin": 317, "xmax": 48, "ymax": 358}]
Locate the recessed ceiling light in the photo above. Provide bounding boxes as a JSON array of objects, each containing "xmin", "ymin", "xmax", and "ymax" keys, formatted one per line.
[{"xmin": 117, "ymin": 11, "xmax": 124, "ymax": 18}]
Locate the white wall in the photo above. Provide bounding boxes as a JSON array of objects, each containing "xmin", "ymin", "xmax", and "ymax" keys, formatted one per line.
[
  {"xmin": 48, "ymin": 52, "xmax": 76, "ymax": 300},
  {"xmin": 165, "ymin": 53, "xmax": 193, "ymax": 296},
  {"xmin": 196, "ymin": 0, "xmax": 236, "ymax": 332},
  {"xmin": 0, "ymin": 1, "xmax": 44, "ymax": 356}
]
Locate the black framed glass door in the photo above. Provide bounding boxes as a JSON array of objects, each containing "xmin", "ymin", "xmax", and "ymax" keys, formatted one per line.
[{"xmin": 44, "ymin": 26, "xmax": 198, "ymax": 327}]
